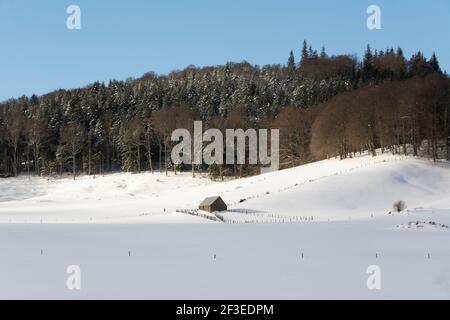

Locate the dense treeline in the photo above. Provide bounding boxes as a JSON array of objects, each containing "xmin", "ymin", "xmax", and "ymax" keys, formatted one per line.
[
  {"xmin": 0, "ymin": 42, "xmax": 448, "ymax": 178},
  {"xmin": 312, "ymin": 74, "xmax": 450, "ymax": 161}
]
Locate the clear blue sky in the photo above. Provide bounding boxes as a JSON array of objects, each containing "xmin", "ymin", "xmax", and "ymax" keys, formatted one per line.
[{"xmin": 0, "ymin": 0, "xmax": 449, "ymax": 102}]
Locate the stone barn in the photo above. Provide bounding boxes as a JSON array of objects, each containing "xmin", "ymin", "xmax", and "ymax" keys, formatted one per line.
[{"xmin": 198, "ymin": 196, "xmax": 227, "ymax": 213}]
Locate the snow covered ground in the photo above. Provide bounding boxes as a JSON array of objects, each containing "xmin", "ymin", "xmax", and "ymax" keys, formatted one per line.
[
  {"xmin": 1, "ymin": 215, "xmax": 450, "ymax": 299},
  {"xmin": 1, "ymin": 153, "xmax": 450, "ymax": 299},
  {"xmin": 1, "ymin": 153, "xmax": 449, "ymax": 223}
]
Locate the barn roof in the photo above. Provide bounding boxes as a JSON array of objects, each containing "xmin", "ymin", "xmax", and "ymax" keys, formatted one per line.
[{"xmin": 199, "ymin": 196, "xmax": 222, "ymax": 206}]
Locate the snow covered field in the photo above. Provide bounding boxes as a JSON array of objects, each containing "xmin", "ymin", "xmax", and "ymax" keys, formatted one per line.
[
  {"xmin": 2, "ymin": 153, "xmax": 449, "ymax": 223},
  {"xmin": 1, "ymin": 153, "xmax": 450, "ymax": 299}
]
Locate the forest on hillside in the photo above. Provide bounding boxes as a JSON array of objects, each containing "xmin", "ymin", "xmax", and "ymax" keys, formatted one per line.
[{"xmin": 0, "ymin": 41, "xmax": 449, "ymax": 179}]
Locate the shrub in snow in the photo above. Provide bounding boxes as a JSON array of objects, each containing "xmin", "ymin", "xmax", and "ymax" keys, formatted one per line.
[{"xmin": 393, "ymin": 200, "xmax": 406, "ymax": 212}]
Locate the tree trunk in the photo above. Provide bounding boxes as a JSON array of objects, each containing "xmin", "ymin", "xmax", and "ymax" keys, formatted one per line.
[
  {"xmin": 4, "ymin": 148, "xmax": 8, "ymax": 175},
  {"xmin": 13, "ymin": 145, "xmax": 17, "ymax": 177},
  {"xmin": 445, "ymin": 105, "xmax": 449, "ymax": 160},
  {"xmin": 33, "ymin": 144, "xmax": 38, "ymax": 175},
  {"xmin": 26, "ymin": 145, "xmax": 30, "ymax": 177},
  {"xmin": 137, "ymin": 145, "xmax": 141, "ymax": 172},
  {"xmin": 147, "ymin": 139, "xmax": 153, "ymax": 174},
  {"xmin": 159, "ymin": 141, "xmax": 162, "ymax": 173},
  {"xmin": 164, "ymin": 143, "xmax": 168, "ymax": 176},
  {"xmin": 88, "ymin": 134, "xmax": 92, "ymax": 175},
  {"xmin": 72, "ymin": 152, "xmax": 76, "ymax": 180}
]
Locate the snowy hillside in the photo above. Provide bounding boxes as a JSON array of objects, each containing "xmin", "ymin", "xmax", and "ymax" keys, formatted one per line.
[
  {"xmin": 0, "ymin": 153, "xmax": 449, "ymax": 223},
  {"xmin": 1, "ymin": 153, "xmax": 450, "ymax": 299}
]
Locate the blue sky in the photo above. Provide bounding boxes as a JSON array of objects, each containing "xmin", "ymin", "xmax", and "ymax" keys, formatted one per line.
[{"xmin": 0, "ymin": 0, "xmax": 449, "ymax": 101}]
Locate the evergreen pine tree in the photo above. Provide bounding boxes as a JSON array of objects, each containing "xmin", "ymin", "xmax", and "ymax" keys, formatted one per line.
[
  {"xmin": 362, "ymin": 44, "xmax": 375, "ymax": 82},
  {"xmin": 409, "ymin": 51, "xmax": 427, "ymax": 76},
  {"xmin": 287, "ymin": 50, "xmax": 296, "ymax": 72},
  {"xmin": 396, "ymin": 47, "xmax": 407, "ymax": 79},
  {"xmin": 300, "ymin": 40, "xmax": 308, "ymax": 66},
  {"xmin": 429, "ymin": 52, "xmax": 441, "ymax": 73},
  {"xmin": 320, "ymin": 45, "xmax": 327, "ymax": 59}
]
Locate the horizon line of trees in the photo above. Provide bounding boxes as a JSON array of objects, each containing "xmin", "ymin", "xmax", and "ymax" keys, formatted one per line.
[{"xmin": 0, "ymin": 42, "xmax": 448, "ymax": 179}]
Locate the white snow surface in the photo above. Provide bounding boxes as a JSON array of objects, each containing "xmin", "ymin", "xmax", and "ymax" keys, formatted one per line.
[
  {"xmin": 1, "ymin": 153, "xmax": 449, "ymax": 223},
  {"xmin": 1, "ymin": 153, "xmax": 450, "ymax": 299}
]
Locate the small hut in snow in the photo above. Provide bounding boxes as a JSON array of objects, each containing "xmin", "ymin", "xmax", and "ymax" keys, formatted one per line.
[{"xmin": 198, "ymin": 196, "xmax": 227, "ymax": 213}]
